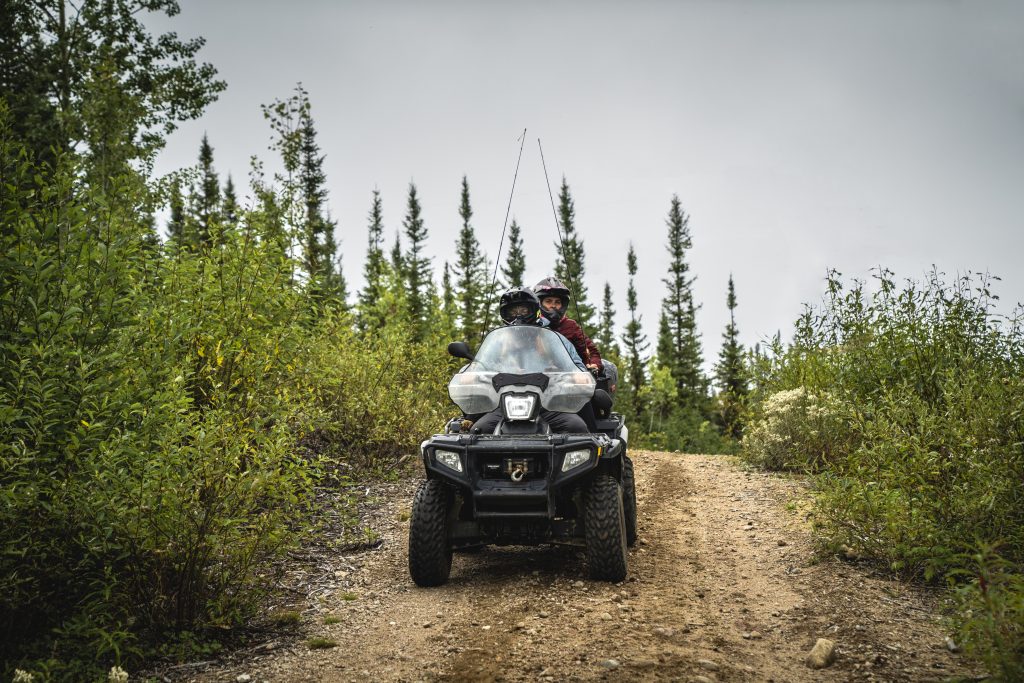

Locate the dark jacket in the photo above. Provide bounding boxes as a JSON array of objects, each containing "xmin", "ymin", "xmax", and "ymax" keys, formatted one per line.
[{"xmin": 550, "ymin": 317, "xmax": 602, "ymax": 368}]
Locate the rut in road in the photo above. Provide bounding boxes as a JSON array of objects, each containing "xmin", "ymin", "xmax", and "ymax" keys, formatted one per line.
[{"xmin": 173, "ymin": 451, "xmax": 978, "ymax": 682}]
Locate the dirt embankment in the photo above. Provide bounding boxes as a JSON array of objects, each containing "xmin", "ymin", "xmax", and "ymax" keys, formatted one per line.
[{"xmin": 164, "ymin": 452, "xmax": 979, "ymax": 682}]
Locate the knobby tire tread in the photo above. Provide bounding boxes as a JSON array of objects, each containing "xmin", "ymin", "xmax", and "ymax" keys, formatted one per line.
[
  {"xmin": 408, "ymin": 479, "xmax": 452, "ymax": 587},
  {"xmin": 623, "ymin": 456, "xmax": 638, "ymax": 547},
  {"xmin": 584, "ymin": 475, "xmax": 628, "ymax": 582}
]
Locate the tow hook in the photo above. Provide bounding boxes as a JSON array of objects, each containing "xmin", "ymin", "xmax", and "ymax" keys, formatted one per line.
[{"xmin": 510, "ymin": 465, "xmax": 525, "ymax": 482}]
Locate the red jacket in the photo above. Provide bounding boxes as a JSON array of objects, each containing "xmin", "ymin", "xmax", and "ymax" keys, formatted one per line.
[{"xmin": 551, "ymin": 317, "xmax": 602, "ymax": 368}]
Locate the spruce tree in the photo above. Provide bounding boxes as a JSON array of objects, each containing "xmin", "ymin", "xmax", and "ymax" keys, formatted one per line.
[
  {"xmin": 597, "ymin": 282, "xmax": 621, "ymax": 358},
  {"xmin": 441, "ymin": 262, "xmax": 458, "ymax": 340},
  {"xmin": 168, "ymin": 178, "xmax": 186, "ymax": 244},
  {"xmin": 402, "ymin": 183, "xmax": 432, "ymax": 341},
  {"xmin": 222, "ymin": 175, "xmax": 239, "ymax": 227},
  {"xmin": 453, "ymin": 176, "xmax": 489, "ymax": 341},
  {"xmin": 357, "ymin": 190, "xmax": 388, "ymax": 331},
  {"xmin": 714, "ymin": 275, "xmax": 749, "ymax": 438},
  {"xmin": 297, "ymin": 95, "xmax": 345, "ymax": 303},
  {"xmin": 657, "ymin": 194, "xmax": 706, "ymax": 408},
  {"xmin": 195, "ymin": 133, "xmax": 219, "ymax": 248},
  {"xmin": 622, "ymin": 244, "xmax": 649, "ymax": 422},
  {"xmin": 390, "ymin": 230, "xmax": 405, "ymax": 279},
  {"xmin": 500, "ymin": 218, "xmax": 526, "ymax": 289},
  {"xmin": 552, "ymin": 177, "xmax": 595, "ymax": 331}
]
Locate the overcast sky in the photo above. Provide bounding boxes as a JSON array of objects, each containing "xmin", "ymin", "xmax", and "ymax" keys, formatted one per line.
[{"xmin": 149, "ymin": 1, "xmax": 1024, "ymax": 368}]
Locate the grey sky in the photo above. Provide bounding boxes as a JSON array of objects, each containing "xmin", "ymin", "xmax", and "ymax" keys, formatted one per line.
[{"xmin": 150, "ymin": 1, "xmax": 1024, "ymax": 368}]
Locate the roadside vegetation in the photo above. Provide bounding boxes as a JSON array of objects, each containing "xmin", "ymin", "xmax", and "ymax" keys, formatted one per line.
[{"xmin": 742, "ymin": 269, "xmax": 1024, "ymax": 679}]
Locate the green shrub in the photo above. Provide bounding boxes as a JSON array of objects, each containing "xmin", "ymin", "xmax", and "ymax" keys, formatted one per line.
[
  {"xmin": 0, "ymin": 99, "xmax": 467, "ymax": 677},
  {"xmin": 742, "ymin": 387, "xmax": 853, "ymax": 471},
  {"xmin": 743, "ymin": 268, "xmax": 1024, "ymax": 676},
  {"xmin": 951, "ymin": 547, "xmax": 1024, "ymax": 681},
  {"xmin": 296, "ymin": 319, "xmax": 453, "ymax": 472}
]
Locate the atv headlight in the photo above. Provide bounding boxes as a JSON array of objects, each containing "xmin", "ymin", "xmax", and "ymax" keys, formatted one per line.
[
  {"xmin": 502, "ymin": 393, "xmax": 537, "ymax": 421},
  {"xmin": 435, "ymin": 449, "xmax": 463, "ymax": 473},
  {"xmin": 561, "ymin": 448, "xmax": 591, "ymax": 472}
]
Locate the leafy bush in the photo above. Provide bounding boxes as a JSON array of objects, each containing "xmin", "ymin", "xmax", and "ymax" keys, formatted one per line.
[
  {"xmin": 0, "ymin": 128, "xmax": 324, "ymax": 675},
  {"xmin": 742, "ymin": 387, "xmax": 854, "ymax": 471},
  {"xmin": 0, "ymin": 110, "xmax": 456, "ymax": 678},
  {"xmin": 951, "ymin": 546, "xmax": 1024, "ymax": 682},
  {"xmin": 296, "ymin": 319, "xmax": 454, "ymax": 473},
  {"xmin": 743, "ymin": 268, "xmax": 1024, "ymax": 675}
]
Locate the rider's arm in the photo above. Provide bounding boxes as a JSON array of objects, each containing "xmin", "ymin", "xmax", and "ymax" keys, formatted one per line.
[
  {"xmin": 557, "ymin": 318, "xmax": 602, "ymax": 370},
  {"xmin": 556, "ymin": 333, "xmax": 588, "ymax": 372}
]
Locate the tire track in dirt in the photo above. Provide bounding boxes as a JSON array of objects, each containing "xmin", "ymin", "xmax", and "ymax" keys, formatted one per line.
[{"xmin": 173, "ymin": 452, "xmax": 979, "ymax": 682}]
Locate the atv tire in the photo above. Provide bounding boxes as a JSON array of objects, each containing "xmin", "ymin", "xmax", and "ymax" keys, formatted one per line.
[
  {"xmin": 408, "ymin": 479, "xmax": 452, "ymax": 587},
  {"xmin": 584, "ymin": 475, "xmax": 628, "ymax": 582},
  {"xmin": 622, "ymin": 456, "xmax": 638, "ymax": 547}
]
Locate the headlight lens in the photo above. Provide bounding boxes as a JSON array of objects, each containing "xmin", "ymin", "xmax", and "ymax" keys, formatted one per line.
[
  {"xmin": 435, "ymin": 449, "xmax": 463, "ymax": 473},
  {"xmin": 561, "ymin": 448, "xmax": 591, "ymax": 472},
  {"xmin": 503, "ymin": 393, "xmax": 536, "ymax": 420}
]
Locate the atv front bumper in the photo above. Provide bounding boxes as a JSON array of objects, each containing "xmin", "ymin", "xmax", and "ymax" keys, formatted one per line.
[{"xmin": 420, "ymin": 432, "xmax": 622, "ymax": 519}]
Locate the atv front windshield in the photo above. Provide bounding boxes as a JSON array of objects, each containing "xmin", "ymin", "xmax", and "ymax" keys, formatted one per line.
[{"xmin": 448, "ymin": 326, "xmax": 596, "ymax": 415}]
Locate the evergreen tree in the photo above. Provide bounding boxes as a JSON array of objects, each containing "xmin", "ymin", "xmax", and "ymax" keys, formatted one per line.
[
  {"xmin": 621, "ymin": 244, "xmax": 649, "ymax": 422},
  {"xmin": 714, "ymin": 275, "xmax": 749, "ymax": 439},
  {"xmin": 597, "ymin": 282, "xmax": 621, "ymax": 358},
  {"xmin": 297, "ymin": 92, "xmax": 345, "ymax": 303},
  {"xmin": 222, "ymin": 175, "xmax": 239, "ymax": 227},
  {"xmin": 167, "ymin": 178, "xmax": 186, "ymax": 244},
  {"xmin": 552, "ymin": 177, "xmax": 595, "ymax": 331},
  {"xmin": 657, "ymin": 195, "xmax": 706, "ymax": 407},
  {"xmin": 194, "ymin": 133, "xmax": 220, "ymax": 248},
  {"xmin": 402, "ymin": 183, "xmax": 432, "ymax": 341},
  {"xmin": 500, "ymin": 218, "xmax": 526, "ymax": 289},
  {"xmin": 320, "ymin": 226, "xmax": 346, "ymax": 306},
  {"xmin": 453, "ymin": 176, "xmax": 489, "ymax": 341},
  {"xmin": 390, "ymin": 229, "xmax": 405, "ymax": 279},
  {"xmin": 357, "ymin": 190, "xmax": 388, "ymax": 331},
  {"xmin": 441, "ymin": 262, "xmax": 458, "ymax": 340}
]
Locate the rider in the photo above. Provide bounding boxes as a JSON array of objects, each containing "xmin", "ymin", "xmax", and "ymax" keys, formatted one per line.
[
  {"xmin": 533, "ymin": 277, "xmax": 603, "ymax": 376},
  {"xmin": 470, "ymin": 287, "xmax": 588, "ymax": 434}
]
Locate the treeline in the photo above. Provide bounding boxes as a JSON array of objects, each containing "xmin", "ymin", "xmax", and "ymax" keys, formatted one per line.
[
  {"xmin": 163, "ymin": 108, "xmax": 751, "ymax": 457},
  {"xmin": 0, "ymin": 2, "xmax": 746, "ymax": 677},
  {"xmin": 741, "ymin": 269, "xmax": 1024, "ymax": 679}
]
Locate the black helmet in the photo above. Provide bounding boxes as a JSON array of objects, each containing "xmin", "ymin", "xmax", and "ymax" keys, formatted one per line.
[
  {"xmin": 533, "ymin": 276, "xmax": 571, "ymax": 324},
  {"xmin": 499, "ymin": 287, "xmax": 542, "ymax": 326}
]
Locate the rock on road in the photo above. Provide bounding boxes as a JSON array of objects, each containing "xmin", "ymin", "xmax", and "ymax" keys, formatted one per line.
[{"xmin": 172, "ymin": 452, "xmax": 977, "ymax": 682}]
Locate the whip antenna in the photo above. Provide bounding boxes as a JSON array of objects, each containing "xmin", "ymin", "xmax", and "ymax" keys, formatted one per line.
[
  {"xmin": 481, "ymin": 128, "xmax": 527, "ymax": 337},
  {"xmin": 538, "ymin": 138, "xmax": 583, "ymax": 325}
]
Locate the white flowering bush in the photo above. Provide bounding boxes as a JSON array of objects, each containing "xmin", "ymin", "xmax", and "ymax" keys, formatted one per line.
[{"xmin": 742, "ymin": 387, "xmax": 851, "ymax": 471}]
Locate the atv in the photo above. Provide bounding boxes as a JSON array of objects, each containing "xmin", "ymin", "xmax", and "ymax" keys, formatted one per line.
[{"xmin": 408, "ymin": 324, "xmax": 637, "ymax": 587}]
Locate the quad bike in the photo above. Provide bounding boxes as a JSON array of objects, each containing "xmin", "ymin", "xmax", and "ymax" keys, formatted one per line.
[{"xmin": 408, "ymin": 325, "xmax": 637, "ymax": 587}]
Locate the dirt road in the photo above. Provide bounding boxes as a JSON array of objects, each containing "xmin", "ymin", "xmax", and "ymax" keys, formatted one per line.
[{"xmin": 171, "ymin": 451, "xmax": 978, "ymax": 682}]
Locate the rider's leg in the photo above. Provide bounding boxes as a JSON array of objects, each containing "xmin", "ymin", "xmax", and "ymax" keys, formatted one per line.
[
  {"xmin": 471, "ymin": 409, "xmax": 502, "ymax": 434},
  {"xmin": 541, "ymin": 410, "xmax": 588, "ymax": 433}
]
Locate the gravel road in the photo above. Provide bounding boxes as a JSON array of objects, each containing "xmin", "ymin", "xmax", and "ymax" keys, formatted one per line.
[{"xmin": 167, "ymin": 451, "xmax": 978, "ymax": 682}]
